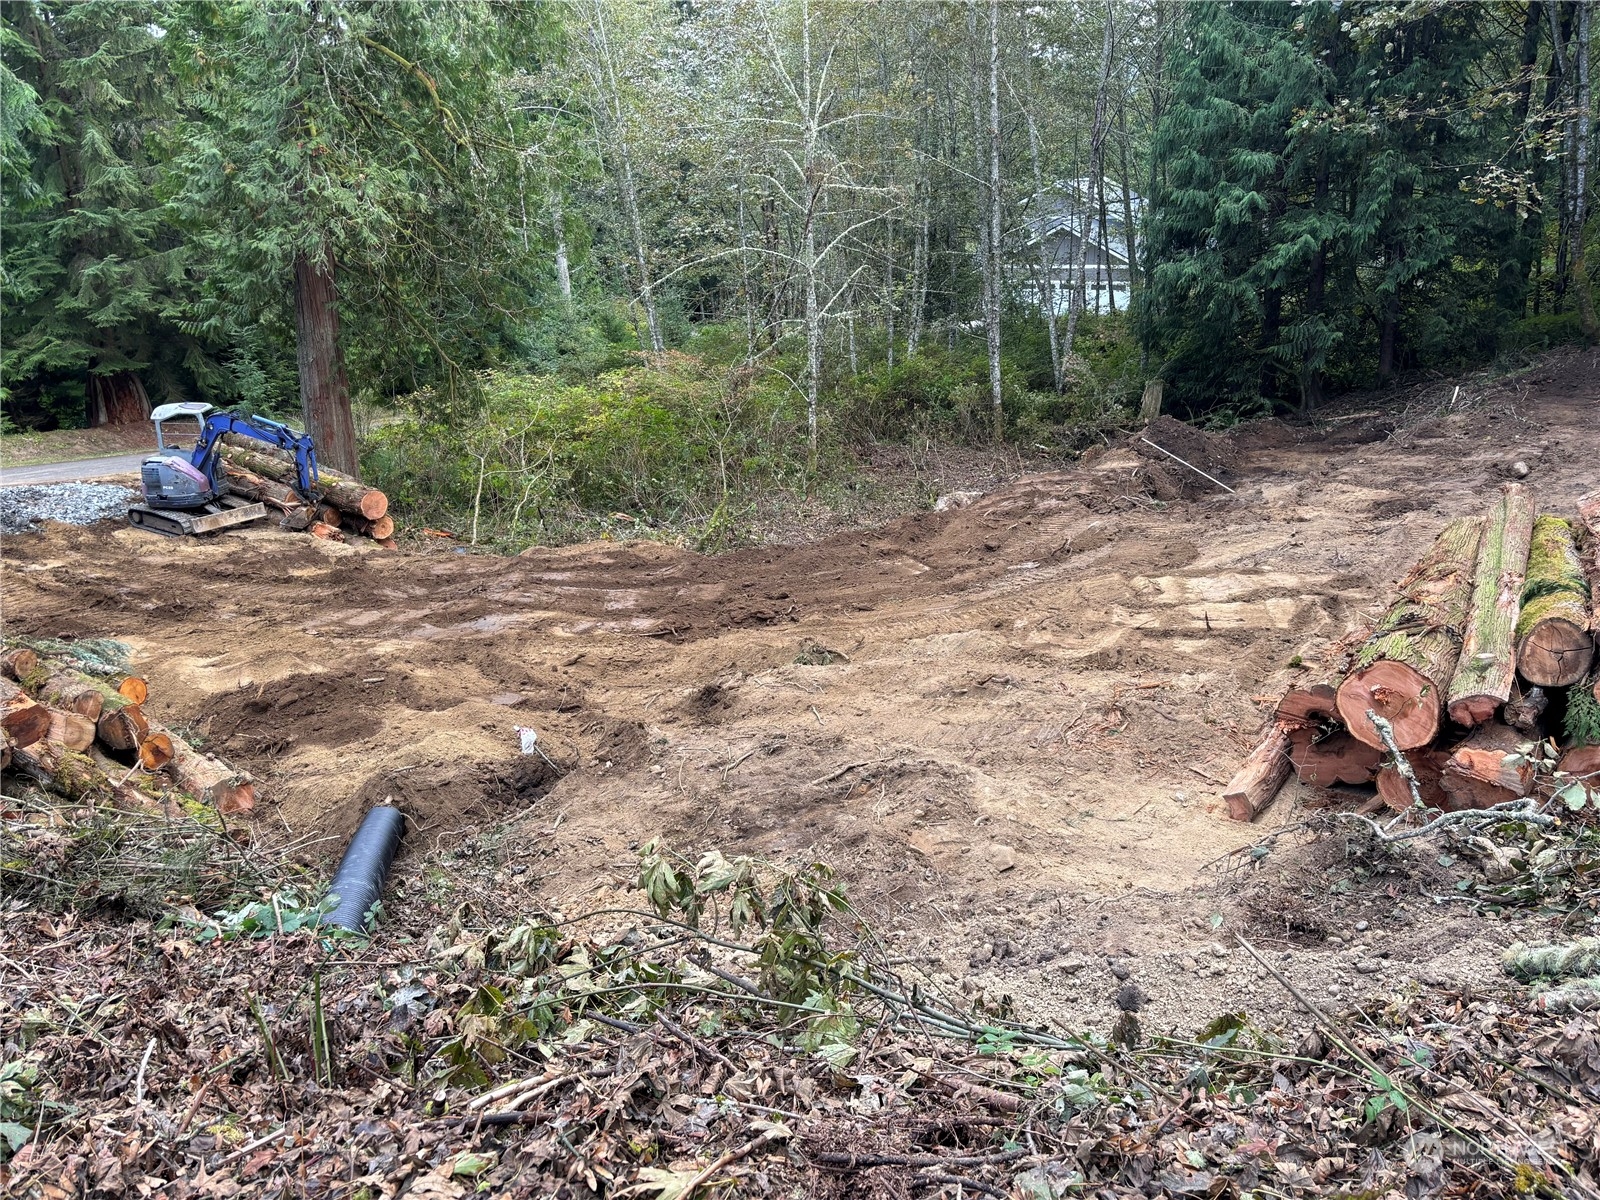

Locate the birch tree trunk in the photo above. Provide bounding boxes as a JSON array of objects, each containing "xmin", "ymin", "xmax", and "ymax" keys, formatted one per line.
[
  {"xmin": 552, "ymin": 192, "xmax": 573, "ymax": 303},
  {"xmin": 588, "ymin": 1, "xmax": 663, "ymax": 353},
  {"xmin": 1573, "ymin": 0, "xmax": 1598, "ymax": 340},
  {"xmin": 905, "ymin": 179, "xmax": 929, "ymax": 359},
  {"xmin": 737, "ymin": 189, "xmax": 756, "ymax": 362},
  {"xmin": 1024, "ymin": 106, "xmax": 1063, "ymax": 392},
  {"xmin": 800, "ymin": 0, "xmax": 822, "ymax": 467}
]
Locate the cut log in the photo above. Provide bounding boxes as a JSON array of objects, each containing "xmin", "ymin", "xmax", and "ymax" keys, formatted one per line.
[
  {"xmin": 0, "ymin": 678, "xmax": 54, "ymax": 749},
  {"xmin": 138, "ymin": 732, "xmax": 175, "ymax": 771},
  {"xmin": 375, "ymin": 537, "xmax": 398, "ymax": 551},
  {"xmin": 1289, "ymin": 726, "xmax": 1381, "ymax": 786},
  {"xmin": 1446, "ymin": 482, "xmax": 1534, "ymax": 725},
  {"xmin": 117, "ymin": 676, "xmax": 149, "ymax": 705},
  {"xmin": 0, "ymin": 646, "xmax": 40, "ymax": 682},
  {"xmin": 1577, "ymin": 490, "xmax": 1600, "ymax": 633},
  {"xmin": 345, "ymin": 513, "xmax": 396, "ymax": 541},
  {"xmin": 36, "ymin": 669, "xmax": 106, "ymax": 720},
  {"xmin": 97, "ymin": 703, "xmax": 149, "ymax": 753},
  {"xmin": 1516, "ymin": 516, "xmax": 1595, "ymax": 687},
  {"xmin": 220, "ymin": 463, "xmax": 309, "ymax": 514},
  {"xmin": 1337, "ymin": 517, "xmax": 1483, "ymax": 750},
  {"xmin": 1275, "ymin": 684, "xmax": 1339, "ymax": 725},
  {"xmin": 308, "ymin": 521, "xmax": 345, "ymax": 542},
  {"xmin": 220, "ymin": 442, "xmax": 387, "ymax": 520},
  {"xmin": 1224, "ymin": 721, "xmax": 1293, "ymax": 821},
  {"xmin": 145, "ymin": 718, "xmax": 255, "ymax": 814},
  {"xmin": 315, "ymin": 503, "xmax": 341, "ymax": 528},
  {"xmin": 10, "ymin": 737, "xmax": 151, "ymax": 807},
  {"xmin": 1376, "ymin": 747, "xmax": 1452, "ymax": 813},
  {"xmin": 1440, "ymin": 724, "xmax": 1535, "ymax": 810},
  {"xmin": 1274, "ymin": 684, "xmax": 1381, "ymax": 785},
  {"xmin": 1560, "ymin": 745, "xmax": 1600, "ymax": 806},
  {"xmin": 47, "ymin": 708, "xmax": 97, "ymax": 752}
]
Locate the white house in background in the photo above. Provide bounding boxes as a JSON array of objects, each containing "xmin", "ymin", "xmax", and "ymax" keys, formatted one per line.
[{"xmin": 1015, "ymin": 178, "xmax": 1142, "ymax": 316}]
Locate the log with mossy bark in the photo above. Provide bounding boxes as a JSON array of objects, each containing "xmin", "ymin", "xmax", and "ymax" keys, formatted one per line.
[
  {"xmin": 9, "ymin": 737, "xmax": 156, "ymax": 807},
  {"xmin": 1446, "ymin": 482, "xmax": 1534, "ymax": 726},
  {"xmin": 1515, "ymin": 516, "xmax": 1595, "ymax": 687},
  {"xmin": 1336, "ymin": 517, "xmax": 1483, "ymax": 751},
  {"xmin": 0, "ymin": 646, "xmax": 40, "ymax": 683},
  {"xmin": 144, "ymin": 718, "xmax": 255, "ymax": 815},
  {"xmin": 26, "ymin": 663, "xmax": 150, "ymax": 753},
  {"xmin": 218, "ymin": 440, "xmax": 387, "ymax": 520},
  {"xmin": 220, "ymin": 463, "xmax": 312, "ymax": 519},
  {"xmin": 0, "ymin": 678, "xmax": 53, "ymax": 749}
]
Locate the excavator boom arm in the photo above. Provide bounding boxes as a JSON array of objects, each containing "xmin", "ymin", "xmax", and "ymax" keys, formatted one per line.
[{"xmin": 192, "ymin": 414, "xmax": 320, "ymax": 497}]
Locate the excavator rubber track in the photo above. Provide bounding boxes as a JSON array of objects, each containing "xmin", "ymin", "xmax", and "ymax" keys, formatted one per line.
[{"xmin": 127, "ymin": 494, "xmax": 268, "ymax": 537}]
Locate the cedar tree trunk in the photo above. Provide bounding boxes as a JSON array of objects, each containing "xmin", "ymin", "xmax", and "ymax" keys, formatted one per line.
[{"xmin": 293, "ymin": 247, "xmax": 360, "ymax": 478}]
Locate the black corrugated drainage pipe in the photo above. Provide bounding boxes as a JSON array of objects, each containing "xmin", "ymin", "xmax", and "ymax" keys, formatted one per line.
[{"xmin": 321, "ymin": 806, "xmax": 405, "ymax": 932}]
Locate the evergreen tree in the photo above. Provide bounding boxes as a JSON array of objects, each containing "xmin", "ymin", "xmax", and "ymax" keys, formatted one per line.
[
  {"xmin": 0, "ymin": 1, "xmax": 217, "ymax": 428},
  {"xmin": 168, "ymin": 1, "xmax": 555, "ymax": 473}
]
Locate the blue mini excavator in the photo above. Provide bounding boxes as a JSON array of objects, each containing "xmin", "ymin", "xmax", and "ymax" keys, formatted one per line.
[{"xmin": 127, "ymin": 402, "xmax": 322, "ymax": 537}]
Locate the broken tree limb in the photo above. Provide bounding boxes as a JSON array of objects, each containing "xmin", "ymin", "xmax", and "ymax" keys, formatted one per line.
[
  {"xmin": 0, "ymin": 678, "xmax": 53, "ymax": 749},
  {"xmin": 1223, "ymin": 721, "xmax": 1293, "ymax": 821},
  {"xmin": 308, "ymin": 521, "xmax": 345, "ymax": 542},
  {"xmin": 35, "ymin": 668, "xmax": 104, "ymax": 720},
  {"xmin": 96, "ymin": 702, "xmax": 149, "ymax": 753},
  {"xmin": 144, "ymin": 718, "xmax": 255, "ymax": 815},
  {"xmin": 1447, "ymin": 482, "xmax": 1534, "ymax": 725},
  {"xmin": 1516, "ymin": 516, "xmax": 1595, "ymax": 687},
  {"xmin": 1337, "ymin": 517, "xmax": 1483, "ymax": 750},
  {"xmin": 1503, "ymin": 683, "xmax": 1548, "ymax": 735}
]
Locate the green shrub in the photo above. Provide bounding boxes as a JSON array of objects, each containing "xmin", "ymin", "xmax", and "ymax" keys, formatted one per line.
[
  {"xmin": 1505, "ymin": 311, "xmax": 1586, "ymax": 353},
  {"xmin": 363, "ymin": 353, "xmax": 807, "ymax": 550}
]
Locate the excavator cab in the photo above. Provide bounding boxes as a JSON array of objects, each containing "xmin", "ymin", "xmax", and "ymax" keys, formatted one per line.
[{"xmin": 141, "ymin": 403, "xmax": 221, "ymax": 509}]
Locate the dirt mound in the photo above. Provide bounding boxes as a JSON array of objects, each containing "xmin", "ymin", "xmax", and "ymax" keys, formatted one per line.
[{"xmin": 1077, "ymin": 414, "xmax": 1242, "ymax": 503}]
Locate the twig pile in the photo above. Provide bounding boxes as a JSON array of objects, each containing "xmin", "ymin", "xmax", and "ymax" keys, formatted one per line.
[
  {"xmin": 1228, "ymin": 486, "xmax": 1600, "ymax": 823},
  {"xmin": 0, "ymin": 638, "xmax": 254, "ymax": 816}
]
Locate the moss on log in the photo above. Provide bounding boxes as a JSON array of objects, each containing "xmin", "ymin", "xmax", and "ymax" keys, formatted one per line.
[
  {"xmin": 1447, "ymin": 482, "xmax": 1534, "ymax": 725},
  {"xmin": 1336, "ymin": 517, "xmax": 1483, "ymax": 750},
  {"xmin": 1515, "ymin": 516, "xmax": 1594, "ymax": 686}
]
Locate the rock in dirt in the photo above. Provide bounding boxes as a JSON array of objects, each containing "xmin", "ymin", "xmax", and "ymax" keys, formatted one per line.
[
  {"xmin": 985, "ymin": 843, "xmax": 1017, "ymax": 872},
  {"xmin": 934, "ymin": 491, "xmax": 983, "ymax": 512},
  {"xmin": 0, "ymin": 483, "xmax": 134, "ymax": 534}
]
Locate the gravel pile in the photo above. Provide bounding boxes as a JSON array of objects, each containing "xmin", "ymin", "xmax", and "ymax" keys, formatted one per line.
[{"xmin": 0, "ymin": 483, "xmax": 136, "ymax": 535}]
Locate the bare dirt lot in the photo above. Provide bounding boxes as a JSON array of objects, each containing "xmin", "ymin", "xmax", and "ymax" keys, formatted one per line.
[{"xmin": 4, "ymin": 352, "xmax": 1597, "ymax": 1042}]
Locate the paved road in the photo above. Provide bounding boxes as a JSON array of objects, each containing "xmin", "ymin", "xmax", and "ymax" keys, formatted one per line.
[{"xmin": 1, "ymin": 452, "xmax": 151, "ymax": 486}]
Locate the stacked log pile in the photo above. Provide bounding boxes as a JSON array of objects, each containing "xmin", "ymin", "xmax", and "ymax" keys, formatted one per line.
[
  {"xmin": 0, "ymin": 643, "xmax": 255, "ymax": 816},
  {"xmin": 218, "ymin": 434, "xmax": 398, "ymax": 548},
  {"xmin": 1226, "ymin": 484, "xmax": 1600, "ymax": 821}
]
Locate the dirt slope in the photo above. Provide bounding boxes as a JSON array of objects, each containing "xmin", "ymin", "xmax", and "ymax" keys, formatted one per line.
[{"xmin": 5, "ymin": 353, "xmax": 1597, "ymax": 1039}]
